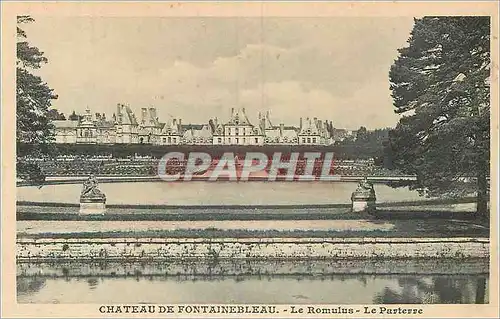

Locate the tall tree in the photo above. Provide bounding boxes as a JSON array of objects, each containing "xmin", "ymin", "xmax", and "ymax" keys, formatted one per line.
[
  {"xmin": 47, "ymin": 109, "xmax": 66, "ymax": 120},
  {"xmin": 17, "ymin": 15, "xmax": 58, "ymax": 182},
  {"xmin": 389, "ymin": 17, "xmax": 490, "ymax": 218},
  {"xmin": 356, "ymin": 126, "xmax": 368, "ymax": 142}
]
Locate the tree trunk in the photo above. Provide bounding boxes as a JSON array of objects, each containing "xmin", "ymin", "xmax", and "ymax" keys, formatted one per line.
[{"xmin": 475, "ymin": 155, "xmax": 489, "ymax": 220}]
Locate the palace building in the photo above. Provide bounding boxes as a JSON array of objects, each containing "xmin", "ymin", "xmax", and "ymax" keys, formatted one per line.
[{"xmin": 52, "ymin": 104, "xmax": 337, "ymax": 146}]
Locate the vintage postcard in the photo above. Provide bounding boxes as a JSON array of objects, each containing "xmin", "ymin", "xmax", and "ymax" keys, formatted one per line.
[{"xmin": 1, "ymin": 1, "xmax": 499, "ymax": 318}]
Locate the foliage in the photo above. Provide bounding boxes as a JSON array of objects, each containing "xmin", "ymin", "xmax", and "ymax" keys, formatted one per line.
[
  {"xmin": 388, "ymin": 17, "xmax": 490, "ymax": 217},
  {"xmin": 335, "ymin": 127, "xmax": 391, "ymax": 160},
  {"xmin": 47, "ymin": 109, "xmax": 66, "ymax": 120},
  {"xmin": 18, "ymin": 142, "xmax": 387, "ymax": 160},
  {"xmin": 17, "ymin": 15, "xmax": 58, "ymax": 182}
]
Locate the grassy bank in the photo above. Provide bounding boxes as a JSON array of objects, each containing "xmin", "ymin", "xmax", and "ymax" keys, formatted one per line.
[
  {"xmin": 17, "ymin": 197, "xmax": 477, "ymax": 208},
  {"xmin": 17, "ymin": 218, "xmax": 489, "ymax": 239},
  {"xmin": 17, "ymin": 209, "xmax": 478, "ymax": 221}
]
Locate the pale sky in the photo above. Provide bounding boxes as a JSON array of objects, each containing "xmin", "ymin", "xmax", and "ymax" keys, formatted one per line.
[{"xmin": 23, "ymin": 17, "xmax": 415, "ymax": 130}]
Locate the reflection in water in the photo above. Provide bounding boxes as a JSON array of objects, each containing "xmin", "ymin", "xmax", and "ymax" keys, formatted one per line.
[
  {"xmin": 87, "ymin": 278, "xmax": 99, "ymax": 290},
  {"xmin": 17, "ymin": 276, "xmax": 46, "ymax": 296},
  {"xmin": 17, "ymin": 262, "xmax": 489, "ymax": 304},
  {"xmin": 373, "ymin": 277, "xmax": 488, "ymax": 304}
]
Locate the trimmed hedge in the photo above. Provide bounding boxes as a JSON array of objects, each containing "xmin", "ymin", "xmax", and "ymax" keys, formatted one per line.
[{"xmin": 19, "ymin": 143, "xmax": 382, "ymax": 159}]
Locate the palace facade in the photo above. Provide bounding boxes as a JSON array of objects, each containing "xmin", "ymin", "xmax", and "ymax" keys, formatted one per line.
[{"xmin": 53, "ymin": 104, "xmax": 341, "ymax": 146}]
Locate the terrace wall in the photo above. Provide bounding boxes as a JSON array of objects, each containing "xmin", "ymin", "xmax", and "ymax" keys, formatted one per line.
[{"xmin": 17, "ymin": 237, "xmax": 489, "ymax": 261}]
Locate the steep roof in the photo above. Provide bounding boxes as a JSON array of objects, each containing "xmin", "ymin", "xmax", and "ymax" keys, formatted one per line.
[
  {"xmin": 125, "ymin": 105, "xmax": 138, "ymax": 125},
  {"xmin": 227, "ymin": 108, "xmax": 252, "ymax": 126},
  {"xmin": 265, "ymin": 127, "xmax": 298, "ymax": 140},
  {"xmin": 282, "ymin": 128, "xmax": 298, "ymax": 139},
  {"xmin": 161, "ymin": 117, "xmax": 182, "ymax": 135},
  {"xmin": 140, "ymin": 108, "xmax": 160, "ymax": 127},
  {"xmin": 181, "ymin": 124, "xmax": 204, "ymax": 131},
  {"xmin": 183, "ymin": 125, "xmax": 213, "ymax": 139},
  {"xmin": 53, "ymin": 120, "xmax": 79, "ymax": 128},
  {"xmin": 95, "ymin": 119, "xmax": 115, "ymax": 129},
  {"xmin": 117, "ymin": 104, "xmax": 138, "ymax": 125},
  {"xmin": 299, "ymin": 117, "xmax": 320, "ymax": 135}
]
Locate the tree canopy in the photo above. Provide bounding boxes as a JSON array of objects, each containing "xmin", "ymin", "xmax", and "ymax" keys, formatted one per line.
[
  {"xmin": 17, "ymin": 15, "xmax": 58, "ymax": 182},
  {"xmin": 47, "ymin": 109, "xmax": 66, "ymax": 121},
  {"xmin": 389, "ymin": 17, "xmax": 490, "ymax": 218}
]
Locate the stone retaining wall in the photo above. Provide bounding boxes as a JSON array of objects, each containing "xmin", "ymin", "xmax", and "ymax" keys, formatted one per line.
[{"xmin": 17, "ymin": 237, "xmax": 489, "ymax": 261}]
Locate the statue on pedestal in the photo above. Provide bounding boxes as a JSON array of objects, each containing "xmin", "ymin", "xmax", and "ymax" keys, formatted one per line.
[
  {"xmin": 351, "ymin": 177, "xmax": 376, "ymax": 214},
  {"xmin": 354, "ymin": 177, "xmax": 375, "ymax": 197},
  {"xmin": 79, "ymin": 174, "xmax": 106, "ymax": 215},
  {"xmin": 80, "ymin": 174, "xmax": 106, "ymax": 202}
]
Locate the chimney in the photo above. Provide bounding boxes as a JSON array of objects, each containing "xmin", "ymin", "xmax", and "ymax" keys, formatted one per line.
[
  {"xmin": 116, "ymin": 104, "xmax": 123, "ymax": 123},
  {"xmin": 258, "ymin": 112, "xmax": 261, "ymax": 119},
  {"xmin": 299, "ymin": 117, "xmax": 303, "ymax": 130},
  {"xmin": 178, "ymin": 118, "xmax": 182, "ymax": 129},
  {"xmin": 215, "ymin": 117, "xmax": 218, "ymax": 127},
  {"xmin": 141, "ymin": 108, "xmax": 147, "ymax": 124},
  {"xmin": 149, "ymin": 108, "xmax": 157, "ymax": 122},
  {"xmin": 266, "ymin": 111, "xmax": 270, "ymax": 118},
  {"xmin": 242, "ymin": 107, "xmax": 246, "ymax": 113},
  {"xmin": 173, "ymin": 119, "xmax": 177, "ymax": 128},
  {"xmin": 280, "ymin": 123, "xmax": 284, "ymax": 136},
  {"xmin": 231, "ymin": 108, "xmax": 234, "ymax": 116}
]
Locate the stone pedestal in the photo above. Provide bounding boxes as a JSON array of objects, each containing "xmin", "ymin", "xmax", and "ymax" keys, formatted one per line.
[
  {"xmin": 79, "ymin": 197, "xmax": 106, "ymax": 215},
  {"xmin": 79, "ymin": 174, "xmax": 106, "ymax": 215},
  {"xmin": 351, "ymin": 190, "xmax": 376, "ymax": 214}
]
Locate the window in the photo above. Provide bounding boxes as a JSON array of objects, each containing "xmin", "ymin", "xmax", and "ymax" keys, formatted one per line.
[
  {"xmin": 307, "ymin": 137, "xmax": 311, "ymax": 143},
  {"xmin": 235, "ymin": 138, "xmax": 239, "ymax": 144},
  {"xmin": 168, "ymin": 137, "xmax": 171, "ymax": 143},
  {"xmin": 235, "ymin": 128, "xmax": 239, "ymax": 136},
  {"xmin": 173, "ymin": 138, "xmax": 176, "ymax": 143},
  {"xmin": 255, "ymin": 137, "xmax": 259, "ymax": 144},
  {"xmin": 302, "ymin": 138, "xmax": 306, "ymax": 143},
  {"xmin": 163, "ymin": 138, "xmax": 166, "ymax": 143},
  {"xmin": 312, "ymin": 138, "xmax": 316, "ymax": 143},
  {"xmin": 218, "ymin": 138, "xmax": 222, "ymax": 143}
]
